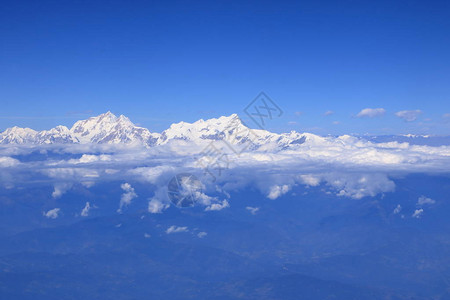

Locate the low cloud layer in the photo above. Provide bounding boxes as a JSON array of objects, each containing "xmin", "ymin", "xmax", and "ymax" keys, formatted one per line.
[{"xmin": 1, "ymin": 131, "xmax": 450, "ymax": 215}]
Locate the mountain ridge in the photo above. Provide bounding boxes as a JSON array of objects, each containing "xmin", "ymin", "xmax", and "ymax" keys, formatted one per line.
[
  {"xmin": 1, "ymin": 112, "xmax": 449, "ymax": 148},
  {"xmin": 0, "ymin": 112, "xmax": 305, "ymax": 149}
]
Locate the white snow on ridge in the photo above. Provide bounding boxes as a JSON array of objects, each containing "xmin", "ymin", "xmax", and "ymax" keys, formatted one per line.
[
  {"xmin": 2, "ymin": 111, "xmax": 449, "ymax": 153},
  {"xmin": 0, "ymin": 112, "xmax": 309, "ymax": 149},
  {"xmin": 0, "ymin": 126, "xmax": 38, "ymax": 144},
  {"xmin": 69, "ymin": 111, "xmax": 160, "ymax": 145},
  {"xmin": 38, "ymin": 125, "xmax": 79, "ymax": 144}
]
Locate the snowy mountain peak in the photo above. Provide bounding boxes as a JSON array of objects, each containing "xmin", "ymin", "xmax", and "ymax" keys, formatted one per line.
[
  {"xmin": 0, "ymin": 126, "xmax": 38, "ymax": 144},
  {"xmin": 158, "ymin": 114, "xmax": 249, "ymax": 144},
  {"xmin": 202, "ymin": 113, "xmax": 242, "ymax": 126},
  {"xmin": 3, "ymin": 126, "xmax": 37, "ymax": 134},
  {"xmin": 37, "ymin": 125, "xmax": 79, "ymax": 144},
  {"xmin": 69, "ymin": 111, "xmax": 158, "ymax": 144}
]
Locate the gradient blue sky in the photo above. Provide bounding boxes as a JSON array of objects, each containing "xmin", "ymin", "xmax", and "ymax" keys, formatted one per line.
[{"xmin": 1, "ymin": 0, "xmax": 450, "ymax": 135}]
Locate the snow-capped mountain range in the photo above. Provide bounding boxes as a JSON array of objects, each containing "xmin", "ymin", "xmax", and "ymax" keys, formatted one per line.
[
  {"xmin": 0, "ymin": 112, "xmax": 308, "ymax": 149},
  {"xmin": 1, "ymin": 112, "xmax": 448, "ymax": 149}
]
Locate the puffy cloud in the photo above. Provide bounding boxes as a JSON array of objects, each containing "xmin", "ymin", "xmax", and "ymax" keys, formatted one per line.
[
  {"xmin": 148, "ymin": 198, "xmax": 169, "ymax": 214},
  {"xmin": 117, "ymin": 183, "xmax": 137, "ymax": 213},
  {"xmin": 417, "ymin": 195, "xmax": 435, "ymax": 206},
  {"xmin": 194, "ymin": 191, "xmax": 217, "ymax": 206},
  {"xmin": 412, "ymin": 209, "xmax": 424, "ymax": 218},
  {"xmin": 299, "ymin": 174, "xmax": 321, "ymax": 187},
  {"xmin": 246, "ymin": 206, "xmax": 260, "ymax": 215},
  {"xmin": 325, "ymin": 173, "xmax": 395, "ymax": 199},
  {"xmin": 395, "ymin": 110, "xmax": 422, "ymax": 122},
  {"xmin": 81, "ymin": 202, "xmax": 92, "ymax": 217},
  {"xmin": 324, "ymin": 110, "xmax": 334, "ymax": 116},
  {"xmin": 0, "ymin": 156, "xmax": 20, "ymax": 167},
  {"xmin": 393, "ymin": 204, "xmax": 402, "ymax": 214},
  {"xmin": 166, "ymin": 226, "xmax": 188, "ymax": 234},
  {"xmin": 146, "ymin": 176, "xmax": 228, "ymax": 212},
  {"xmin": 205, "ymin": 199, "xmax": 229, "ymax": 211},
  {"xmin": 267, "ymin": 185, "xmax": 291, "ymax": 200},
  {"xmin": 44, "ymin": 208, "xmax": 60, "ymax": 219},
  {"xmin": 128, "ymin": 166, "xmax": 174, "ymax": 184},
  {"xmin": 52, "ymin": 183, "xmax": 72, "ymax": 199},
  {"xmin": 357, "ymin": 108, "xmax": 386, "ymax": 118},
  {"xmin": 197, "ymin": 232, "xmax": 207, "ymax": 238}
]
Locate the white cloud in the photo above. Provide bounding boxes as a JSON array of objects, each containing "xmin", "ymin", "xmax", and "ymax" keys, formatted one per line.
[
  {"xmin": 205, "ymin": 199, "xmax": 230, "ymax": 211},
  {"xmin": 326, "ymin": 173, "xmax": 395, "ymax": 199},
  {"xmin": 190, "ymin": 190, "xmax": 213, "ymax": 206},
  {"xmin": 4, "ymin": 124, "xmax": 450, "ymax": 210},
  {"xmin": 246, "ymin": 206, "xmax": 260, "ymax": 215},
  {"xmin": 128, "ymin": 166, "xmax": 175, "ymax": 184},
  {"xmin": 68, "ymin": 154, "xmax": 112, "ymax": 164},
  {"xmin": 81, "ymin": 202, "xmax": 92, "ymax": 217},
  {"xmin": 144, "ymin": 233, "xmax": 151, "ymax": 238},
  {"xmin": 393, "ymin": 204, "xmax": 402, "ymax": 214},
  {"xmin": 324, "ymin": 110, "xmax": 334, "ymax": 116},
  {"xmin": 412, "ymin": 209, "xmax": 424, "ymax": 218},
  {"xmin": 395, "ymin": 110, "xmax": 422, "ymax": 122},
  {"xmin": 0, "ymin": 156, "xmax": 20, "ymax": 167},
  {"xmin": 166, "ymin": 225, "xmax": 188, "ymax": 234},
  {"xmin": 52, "ymin": 183, "xmax": 72, "ymax": 199},
  {"xmin": 197, "ymin": 232, "xmax": 207, "ymax": 238},
  {"xmin": 148, "ymin": 198, "xmax": 169, "ymax": 213},
  {"xmin": 117, "ymin": 183, "xmax": 137, "ymax": 213},
  {"xmin": 299, "ymin": 174, "xmax": 321, "ymax": 186},
  {"xmin": 81, "ymin": 181, "xmax": 95, "ymax": 188},
  {"xmin": 357, "ymin": 108, "xmax": 386, "ymax": 118},
  {"xmin": 44, "ymin": 167, "xmax": 100, "ymax": 184},
  {"xmin": 267, "ymin": 185, "xmax": 291, "ymax": 200},
  {"xmin": 44, "ymin": 208, "xmax": 60, "ymax": 219},
  {"xmin": 417, "ymin": 195, "xmax": 435, "ymax": 206}
]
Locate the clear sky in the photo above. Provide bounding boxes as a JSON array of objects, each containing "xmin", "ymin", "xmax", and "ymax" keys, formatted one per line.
[{"xmin": 1, "ymin": 0, "xmax": 450, "ymax": 135}]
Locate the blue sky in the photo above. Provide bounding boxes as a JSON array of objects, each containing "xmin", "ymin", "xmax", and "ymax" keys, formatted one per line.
[{"xmin": 1, "ymin": 0, "xmax": 449, "ymax": 135}]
